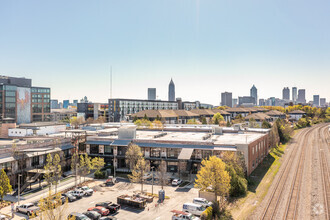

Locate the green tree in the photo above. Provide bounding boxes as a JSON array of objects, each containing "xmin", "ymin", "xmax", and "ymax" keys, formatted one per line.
[
  {"xmin": 71, "ymin": 152, "xmax": 80, "ymax": 187},
  {"xmin": 0, "ymin": 169, "xmax": 12, "ymax": 201},
  {"xmin": 133, "ymin": 116, "xmax": 138, "ymax": 122},
  {"xmin": 125, "ymin": 144, "xmax": 143, "ymax": 170},
  {"xmin": 261, "ymin": 120, "xmax": 271, "ymax": 128},
  {"xmin": 53, "ymin": 154, "xmax": 62, "ymax": 194},
  {"xmin": 213, "ymin": 113, "xmax": 224, "ymax": 125},
  {"xmin": 187, "ymin": 119, "xmax": 198, "ymax": 124},
  {"xmin": 156, "ymin": 115, "xmax": 161, "ymax": 121},
  {"xmin": 44, "ymin": 154, "xmax": 54, "ymax": 193},
  {"xmin": 80, "ymin": 153, "xmax": 92, "ymax": 183},
  {"xmin": 143, "ymin": 114, "xmax": 149, "ymax": 121},
  {"xmin": 91, "ymin": 157, "xmax": 105, "ymax": 172},
  {"xmin": 128, "ymin": 157, "xmax": 149, "ymax": 193},
  {"xmin": 226, "ymin": 121, "xmax": 231, "ymax": 127},
  {"xmin": 195, "ymin": 156, "xmax": 231, "ymax": 210},
  {"xmin": 201, "ymin": 117, "xmax": 207, "ymax": 124}
]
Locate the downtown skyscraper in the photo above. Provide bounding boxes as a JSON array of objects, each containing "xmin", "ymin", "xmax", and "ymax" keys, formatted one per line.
[
  {"xmin": 168, "ymin": 78, "xmax": 175, "ymax": 101},
  {"xmin": 250, "ymin": 85, "xmax": 258, "ymax": 105}
]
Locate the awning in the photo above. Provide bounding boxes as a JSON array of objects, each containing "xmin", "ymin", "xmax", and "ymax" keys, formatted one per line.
[
  {"xmin": 111, "ymin": 139, "xmax": 131, "ymax": 146},
  {"xmin": 0, "ymin": 156, "xmax": 15, "ymax": 164},
  {"xmin": 86, "ymin": 141, "xmax": 113, "ymax": 146},
  {"xmin": 178, "ymin": 148, "xmax": 194, "ymax": 160},
  {"xmin": 61, "ymin": 144, "xmax": 75, "ymax": 151}
]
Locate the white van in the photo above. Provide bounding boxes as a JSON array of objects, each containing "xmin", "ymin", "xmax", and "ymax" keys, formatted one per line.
[
  {"xmin": 182, "ymin": 203, "xmax": 206, "ymax": 216},
  {"xmin": 193, "ymin": 198, "xmax": 213, "ymax": 207}
]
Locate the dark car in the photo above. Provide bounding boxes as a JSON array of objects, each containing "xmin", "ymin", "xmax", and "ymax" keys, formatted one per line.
[
  {"xmin": 83, "ymin": 211, "xmax": 101, "ymax": 220},
  {"xmin": 100, "ymin": 217, "xmax": 117, "ymax": 220},
  {"xmin": 95, "ymin": 201, "xmax": 121, "ymax": 214},
  {"xmin": 62, "ymin": 193, "xmax": 77, "ymax": 202},
  {"xmin": 67, "ymin": 212, "xmax": 91, "ymax": 220}
]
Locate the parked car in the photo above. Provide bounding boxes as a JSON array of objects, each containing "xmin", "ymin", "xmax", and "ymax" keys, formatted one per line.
[
  {"xmin": 69, "ymin": 190, "xmax": 85, "ymax": 199},
  {"xmin": 62, "ymin": 192, "xmax": 77, "ymax": 202},
  {"xmin": 83, "ymin": 211, "xmax": 101, "ymax": 220},
  {"xmin": 16, "ymin": 203, "xmax": 40, "ymax": 216},
  {"xmin": 95, "ymin": 201, "xmax": 121, "ymax": 214},
  {"xmin": 105, "ymin": 176, "xmax": 117, "ymax": 186},
  {"xmin": 100, "ymin": 217, "xmax": 118, "ymax": 220},
  {"xmin": 172, "ymin": 179, "xmax": 183, "ymax": 186},
  {"xmin": 172, "ymin": 210, "xmax": 200, "ymax": 220},
  {"xmin": 78, "ymin": 186, "xmax": 94, "ymax": 196},
  {"xmin": 192, "ymin": 198, "xmax": 212, "ymax": 207},
  {"xmin": 182, "ymin": 203, "xmax": 206, "ymax": 216},
  {"xmin": 68, "ymin": 212, "xmax": 91, "ymax": 220},
  {"xmin": 87, "ymin": 207, "xmax": 109, "ymax": 216},
  {"xmin": 0, "ymin": 214, "xmax": 6, "ymax": 220}
]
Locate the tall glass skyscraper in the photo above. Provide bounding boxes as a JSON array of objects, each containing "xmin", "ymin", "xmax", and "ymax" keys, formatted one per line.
[
  {"xmin": 168, "ymin": 78, "xmax": 175, "ymax": 101},
  {"xmin": 250, "ymin": 85, "xmax": 258, "ymax": 105}
]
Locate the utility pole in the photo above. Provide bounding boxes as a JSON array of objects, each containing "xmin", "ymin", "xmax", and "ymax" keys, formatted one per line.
[
  {"xmin": 151, "ymin": 166, "xmax": 154, "ymax": 196},
  {"xmin": 18, "ymin": 174, "xmax": 21, "ymax": 205}
]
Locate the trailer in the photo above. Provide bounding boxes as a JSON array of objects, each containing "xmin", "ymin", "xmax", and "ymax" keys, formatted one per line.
[{"xmin": 117, "ymin": 195, "xmax": 147, "ymax": 209}]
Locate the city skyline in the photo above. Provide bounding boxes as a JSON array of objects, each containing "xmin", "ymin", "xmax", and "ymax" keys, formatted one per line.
[{"xmin": 1, "ymin": 1, "xmax": 329, "ymax": 105}]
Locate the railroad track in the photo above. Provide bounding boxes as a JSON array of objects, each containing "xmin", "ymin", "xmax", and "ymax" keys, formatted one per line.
[
  {"xmin": 260, "ymin": 125, "xmax": 320, "ymax": 220},
  {"xmin": 318, "ymin": 125, "xmax": 329, "ymax": 220}
]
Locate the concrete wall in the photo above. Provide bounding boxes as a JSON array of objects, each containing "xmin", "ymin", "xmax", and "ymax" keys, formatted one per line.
[
  {"xmin": 8, "ymin": 128, "xmax": 33, "ymax": 137},
  {"xmin": 198, "ymin": 191, "xmax": 217, "ymax": 202}
]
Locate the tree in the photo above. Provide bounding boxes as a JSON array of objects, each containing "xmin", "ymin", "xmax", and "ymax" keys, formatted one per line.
[
  {"xmin": 91, "ymin": 157, "xmax": 105, "ymax": 172},
  {"xmin": 201, "ymin": 117, "xmax": 207, "ymax": 124},
  {"xmin": 86, "ymin": 117, "xmax": 94, "ymax": 125},
  {"xmin": 226, "ymin": 121, "xmax": 231, "ymax": 127},
  {"xmin": 44, "ymin": 154, "xmax": 54, "ymax": 193},
  {"xmin": 0, "ymin": 169, "xmax": 12, "ymax": 201},
  {"xmin": 156, "ymin": 115, "xmax": 161, "ymax": 121},
  {"xmin": 269, "ymin": 121, "xmax": 280, "ymax": 148},
  {"xmin": 71, "ymin": 152, "xmax": 80, "ymax": 187},
  {"xmin": 134, "ymin": 119, "xmax": 142, "ymax": 127},
  {"xmin": 157, "ymin": 160, "xmax": 169, "ymax": 190},
  {"xmin": 37, "ymin": 190, "xmax": 70, "ymax": 220},
  {"xmin": 261, "ymin": 120, "xmax": 271, "ymax": 129},
  {"xmin": 143, "ymin": 114, "xmax": 149, "ymax": 121},
  {"xmin": 153, "ymin": 120, "xmax": 163, "ymax": 129},
  {"xmin": 53, "ymin": 154, "xmax": 62, "ymax": 194},
  {"xmin": 213, "ymin": 113, "xmax": 224, "ymax": 125},
  {"xmin": 128, "ymin": 157, "xmax": 149, "ymax": 193},
  {"xmin": 248, "ymin": 118, "xmax": 260, "ymax": 128},
  {"xmin": 133, "ymin": 116, "xmax": 138, "ymax": 122},
  {"xmin": 125, "ymin": 144, "xmax": 143, "ymax": 170},
  {"xmin": 70, "ymin": 116, "xmax": 85, "ymax": 128},
  {"xmin": 80, "ymin": 153, "xmax": 92, "ymax": 183},
  {"xmin": 195, "ymin": 156, "xmax": 231, "ymax": 209},
  {"xmin": 187, "ymin": 119, "xmax": 199, "ymax": 124}
]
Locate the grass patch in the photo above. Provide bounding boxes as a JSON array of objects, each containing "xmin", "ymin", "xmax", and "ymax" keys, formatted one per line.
[{"xmin": 116, "ymin": 173, "xmax": 130, "ymax": 179}]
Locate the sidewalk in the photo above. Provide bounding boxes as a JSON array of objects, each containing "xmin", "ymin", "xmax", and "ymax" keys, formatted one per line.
[{"xmin": 0, "ymin": 176, "xmax": 93, "ymax": 220}]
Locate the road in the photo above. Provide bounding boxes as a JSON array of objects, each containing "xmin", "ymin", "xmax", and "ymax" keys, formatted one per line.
[{"xmin": 251, "ymin": 123, "xmax": 330, "ymax": 220}]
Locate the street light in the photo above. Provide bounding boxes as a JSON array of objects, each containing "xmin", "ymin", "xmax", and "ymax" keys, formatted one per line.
[{"xmin": 18, "ymin": 174, "xmax": 22, "ymax": 205}]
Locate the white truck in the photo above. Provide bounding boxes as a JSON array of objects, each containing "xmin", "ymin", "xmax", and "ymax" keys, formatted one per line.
[
  {"xmin": 171, "ymin": 210, "xmax": 200, "ymax": 220},
  {"xmin": 182, "ymin": 203, "xmax": 206, "ymax": 216},
  {"xmin": 16, "ymin": 203, "xmax": 40, "ymax": 216}
]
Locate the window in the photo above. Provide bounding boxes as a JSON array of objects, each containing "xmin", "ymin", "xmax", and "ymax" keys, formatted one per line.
[
  {"xmin": 167, "ymin": 148, "xmax": 180, "ymax": 158},
  {"xmin": 5, "ymin": 97, "xmax": 16, "ymax": 102},
  {"xmin": 150, "ymin": 148, "xmax": 161, "ymax": 158},
  {"xmin": 104, "ymin": 146, "xmax": 113, "ymax": 155},
  {"xmin": 252, "ymin": 146, "xmax": 254, "ymax": 155}
]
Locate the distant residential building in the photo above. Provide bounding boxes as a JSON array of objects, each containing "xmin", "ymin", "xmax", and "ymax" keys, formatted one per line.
[
  {"xmin": 313, "ymin": 95, "xmax": 320, "ymax": 107},
  {"xmin": 320, "ymin": 98, "xmax": 326, "ymax": 107},
  {"xmin": 148, "ymin": 88, "xmax": 156, "ymax": 100},
  {"xmin": 200, "ymin": 103, "xmax": 214, "ymax": 109},
  {"xmin": 168, "ymin": 78, "xmax": 175, "ymax": 101},
  {"xmin": 289, "ymin": 110, "xmax": 306, "ymax": 121},
  {"xmin": 108, "ymin": 98, "xmax": 178, "ymax": 122},
  {"xmin": 259, "ymin": 99, "xmax": 266, "ymax": 106},
  {"xmin": 51, "ymin": 99, "xmax": 59, "ymax": 109},
  {"xmin": 292, "ymin": 87, "xmax": 297, "ymax": 102},
  {"xmin": 63, "ymin": 100, "xmax": 69, "ymax": 109},
  {"xmin": 80, "ymin": 96, "xmax": 89, "ymax": 103},
  {"xmin": 250, "ymin": 85, "xmax": 258, "ymax": 105},
  {"xmin": 232, "ymin": 98, "xmax": 238, "ymax": 107},
  {"xmin": 282, "ymin": 87, "xmax": 290, "ymax": 100},
  {"xmin": 221, "ymin": 92, "xmax": 232, "ymax": 107},
  {"xmin": 77, "ymin": 103, "xmax": 109, "ymax": 121},
  {"xmin": 0, "ymin": 75, "xmax": 51, "ymax": 124},
  {"xmin": 297, "ymin": 89, "xmax": 306, "ymax": 103},
  {"xmin": 238, "ymin": 96, "xmax": 255, "ymax": 106},
  {"xmin": 51, "ymin": 109, "xmax": 77, "ymax": 121}
]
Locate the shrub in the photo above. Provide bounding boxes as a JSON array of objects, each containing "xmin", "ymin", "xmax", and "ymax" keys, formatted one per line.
[
  {"xmin": 201, "ymin": 206, "xmax": 213, "ymax": 220},
  {"xmin": 94, "ymin": 170, "xmax": 106, "ymax": 179}
]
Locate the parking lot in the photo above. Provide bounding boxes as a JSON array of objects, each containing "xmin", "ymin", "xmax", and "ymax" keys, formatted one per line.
[{"xmin": 14, "ymin": 179, "xmax": 199, "ymax": 220}]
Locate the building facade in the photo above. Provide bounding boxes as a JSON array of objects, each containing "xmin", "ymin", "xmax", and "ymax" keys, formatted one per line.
[
  {"xmin": 297, "ymin": 89, "xmax": 306, "ymax": 103},
  {"xmin": 292, "ymin": 87, "xmax": 297, "ymax": 102},
  {"xmin": 168, "ymin": 79, "xmax": 175, "ymax": 101},
  {"xmin": 313, "ymin": 95, "xmax": 320, "ymax": 107},
  {"xmin": 0, "ymin": 76, "xmax": 51, "ymax": 124},
  {"xmin": 320, "ymin": 98, "xmax": 326, "ymax": 107},
  {"xmin": 221, "ymin": 92, "xmax": 232, "ymax": 107},
  {"xmin": 250, "ymin": 85, "xmax": 258, "ymax": 105},
  {"xmin": 148, "ymin": 88, "xmax": 156, "ymax": 100},
  {"xmin": 282, "ymin": 87, "xmax": 290, "ymax": 100},
  {"xmin": 238, "ymin": 96, "xmax": 256, "ymax": 106}
]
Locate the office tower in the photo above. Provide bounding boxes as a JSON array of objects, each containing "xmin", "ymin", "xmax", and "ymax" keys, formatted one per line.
[
  {"xmin": 259, "ymin": 99, "xmax": 265, "ymax": 106},
  {"xmin": 148, "ymin": 88, "xmax": 156, "ymax": 100},
  {"xmin": 292, "ymin": 87, "xmax": 297, "ymax": 102},
  {"xmin": 297, "ymin": 89, "xmax": 306, "ymax": 103},
  {"xmin": 221, "ymin": 92, "xmax": 232, "ymax": 107},
  {"xmin": 63, "ymin": 100, "xmax": 69, "ymax": 109},
  {"xmin": 250, "ymin": 85, "xmax": 258, "ymax": 105},
  {"xmin": 320, "ymin": 98, "xmax": 326, "ymax": 107},
  {"xmin": 51, "ymin": 99, "xmax": 59, "ymax": 109},
  {"xmin": 238, "ymin": 96, "xmax": 256, "ymax": 106},
  {"xmin": 282, "ymin": 87, "xmax": 290, "ymax": 100},
  {"xmin": 313, "ymin": 95, "xmax": 320, "ymax": 107},
  {"xmin": 168, "ymin": 78, "xmax": 175, "ymax": 101},
  {"xmin": 0, "ymin": 75, "xmax": 51, "ymax": 123}
]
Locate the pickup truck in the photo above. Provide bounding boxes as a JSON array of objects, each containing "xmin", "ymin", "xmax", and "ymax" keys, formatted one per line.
[
  {"xmin": 171, "ymin": 210, "xmax": 200, "ymax": 220},
  {"xmin": 68, "ymin": 190, "xmax": 85, "ymax": 199},
  {"xmin": 16, "ymin": 203, "xmax": 40, "ymax": 216},
  {"xmin": 95, "ymin": 201, "xmax": 121, "ymax": 214}
]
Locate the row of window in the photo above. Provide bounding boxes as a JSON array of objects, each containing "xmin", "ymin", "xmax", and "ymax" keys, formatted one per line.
[{"xmin": 31, "ymin": 88, "xmax": 50, "ymax": 93}]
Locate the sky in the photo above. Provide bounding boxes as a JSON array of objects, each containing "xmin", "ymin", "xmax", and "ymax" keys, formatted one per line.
[{"xmin": 0, "ymin": 0, "xmax": 329, "ymax": 105}]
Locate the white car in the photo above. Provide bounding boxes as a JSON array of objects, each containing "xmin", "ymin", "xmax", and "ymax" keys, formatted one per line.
[
  {"xmin": 182, "ymin": 203, "xmax": 205, "ymax": 216},
  {"xmin": 193, "ymin": 198, "xmax": 213, "ymax": 207},
  {"xmin": 79, "ymin": 186, "xmax": 94, "ymax": 196},
  {"xmin": 0, "ymin": 214, "xmax": 6, "ymax": 220},
  {"xmin": 16, "ymin": 203, "xmax": 40, "ymax": 216},
  {"xmin": 172, "ymin": 179, "xmax": 183, "ymax": 186},
  {"xmin": 68, "ymin": 190, "xmax": 85, "ymax": 199},
  {"xmin": 172, "ymin": 210, "xmax": 200, "ymax": 220}
]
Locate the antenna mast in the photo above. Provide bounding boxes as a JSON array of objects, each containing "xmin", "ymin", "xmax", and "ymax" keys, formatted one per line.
[{"xmin": 110, "ymin": 66, "xmax": 112, "ymax": 99}]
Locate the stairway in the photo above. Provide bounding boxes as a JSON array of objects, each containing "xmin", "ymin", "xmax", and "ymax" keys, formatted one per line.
[{"xmin": 13, "ymin": 172, "xmax": 42, "ymax": 196}]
